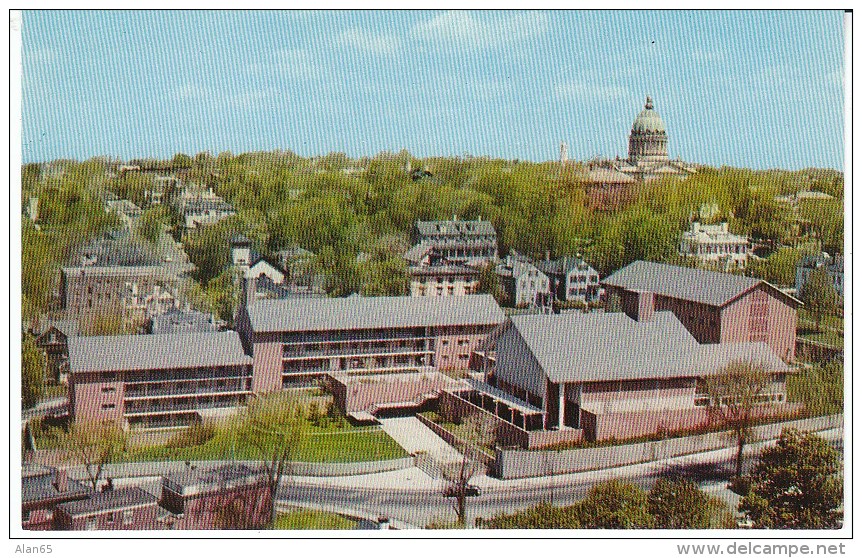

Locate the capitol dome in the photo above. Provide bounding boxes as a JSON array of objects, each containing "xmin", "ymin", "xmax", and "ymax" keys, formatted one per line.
[{"xmin": 628, "ymin": 96, "xmax": 669, "ymax": 164}]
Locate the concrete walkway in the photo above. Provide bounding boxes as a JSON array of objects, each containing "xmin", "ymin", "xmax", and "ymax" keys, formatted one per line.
[{"xmin": 379, "ymin": 417, "xmax": 462, "ymax": 463}]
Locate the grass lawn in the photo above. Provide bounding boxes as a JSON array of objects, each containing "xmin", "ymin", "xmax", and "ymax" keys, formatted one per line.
[
  {"xmin": 799, "ymin": 330, "xmax": 844, "ymax": 348},
  {"xmin": 272, "ymin": 509, "xmax": 357, "ymax": 530},
  {"xmin": 798, "ymin": 309, "xmax": 844, "ymax": 332},
  {"xmin": 126, "ymin": 425, "xmax": 407, "ymax": 463}
]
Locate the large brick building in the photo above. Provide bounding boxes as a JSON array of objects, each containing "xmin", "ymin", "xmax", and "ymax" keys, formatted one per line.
[
  {"xmin": 602, "ymin": 261, "xmax": 801, "ymax": 361},
  {"xmin": 444, "ymin": 311, "xmax": 794, "ymax": 448},
  {"xmin": 67, "ymin": 331, "xmax": 253, "ymax": 428},
  {"xmin": 236, "ymin": 294, "xmax": 505, "ymax": 391}
]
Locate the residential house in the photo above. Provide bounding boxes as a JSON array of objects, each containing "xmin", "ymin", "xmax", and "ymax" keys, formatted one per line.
[
  {"xmin": 411, "ymin": 218, "xmax": 498, "ymax": 265},
  {"xmin": 149, "ymin": 308, "xmax": 216, "ymax": 335},
  {"xmin": 796, "ymin": 253, "xmax": 844, "ymax": 299},
  {"xmin": 22, "ymin": 465, "xmax": 91, "ymax": 531},
  {"xmin": 496, "ymin": 253, "xmax": 551, "ymax": 308},
  {"xmin": 602, "ymin": 261, "xmax": 801, "ymax": 361},
  {"xmin": 537, "ymin": 255, "xmax": 601, "ymax": 304},
  {"xmin": 160, "ymin": 464, "xmax": 271, "ymax": 530},
  {"xmin": 53, "ymin": 487, "xmax": 159, "ymax": 531},
  {"xmin": 179, "ymin": 188, "xmax": 236, "ymax": 229},
  {"xmin": 409, "ymin": 264, "xmax": 480, "ymax": 297},
  {"xmin": 679, "ymin": 222, "xmax": 750, "ymax": 270}
]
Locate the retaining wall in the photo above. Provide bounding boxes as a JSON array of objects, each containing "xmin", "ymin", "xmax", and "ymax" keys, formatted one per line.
[{"xmin": 493, "ymin": 414, "xmax": 842, "ymax": 480}]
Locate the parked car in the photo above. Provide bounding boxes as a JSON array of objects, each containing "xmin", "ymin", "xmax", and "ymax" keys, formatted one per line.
[{"xmin": 443, "ymin": 484, "xmax": 481, "ymax": 498}]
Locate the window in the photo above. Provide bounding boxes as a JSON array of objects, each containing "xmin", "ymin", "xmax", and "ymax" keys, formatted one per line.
[
  {"xmin": 123, "ymin": 510, "xmax": 134, "ymax": 525},
  {"xmin": 101, "ymin": 386, "xmax": 116, "ymax": 394},
  {"xmin": 101, "ymin": 403, "xmax": 116, "ymax": 410}
]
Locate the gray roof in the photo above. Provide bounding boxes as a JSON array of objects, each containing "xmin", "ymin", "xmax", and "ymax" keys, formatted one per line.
[
  {"xmin": 602, "ymin": 261, "xmax": 800, "ymax": 308},
  {"xmin": 22, "ymin": 468, "xmax": 91, "ymax": 505},
  {"xmin": 404, "ymin": 242, "xmax": 433, "ymax": 263},
  {"xmin": 162, "ymin": 464, "xmax": 266, "ymax": 497},
  {"xmin": 56, "ymin": 487, "xmax": 156, "ymax": 517},
  {"xmin": 507, "ymin": 311, "xmax": 790, "ymax": 384},
  {"xmin": 246, "ymin": 294, "xmax": 505, "ymax": 333},
  {"xmin": 150, "ymin": 308, "xmax": 216, "ymax": 335},
  {"xmin": 415, "ymin": 219, "xmax": 496, "ymax": 237},
  {"xmin": 61, "ymin": 265, "xmax": 169, "ymax": 278},
  {"xmin": 68, "ymin": 331, "xmax": 252, "ymax": 374}
]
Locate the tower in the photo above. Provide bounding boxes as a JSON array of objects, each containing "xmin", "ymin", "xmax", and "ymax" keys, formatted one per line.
[
  {"xmin": 628, "ymin": 96, "xmax": 669, "ymax": 164},
  {"xmin": 559, "ymin": 141, "xmax": 568, "ymax": 165}
]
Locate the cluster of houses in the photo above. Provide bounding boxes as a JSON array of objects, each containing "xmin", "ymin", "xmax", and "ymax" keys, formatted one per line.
[{"xmin": 23, "ymin": 462, "xmax": 272, "ymax": 531}]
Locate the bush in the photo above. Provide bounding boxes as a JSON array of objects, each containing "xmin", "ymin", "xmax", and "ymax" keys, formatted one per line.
[{"xmin": 166, "ymin": 422, "xmax": 216, "ymax": 449}]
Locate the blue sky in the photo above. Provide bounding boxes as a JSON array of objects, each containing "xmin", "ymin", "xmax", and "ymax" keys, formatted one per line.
[{"xmin": 21, "ymin": 10, "xmax": 845, "ymax": 170}]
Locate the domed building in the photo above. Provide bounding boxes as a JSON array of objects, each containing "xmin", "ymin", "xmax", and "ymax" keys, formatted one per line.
[
  {"xmin": 579, "ymin": 95, "xmax": 696, "ymax": 210},
  {"xmin": 628, "ymin": 95, "xmax": 669, "ymax": 164}
]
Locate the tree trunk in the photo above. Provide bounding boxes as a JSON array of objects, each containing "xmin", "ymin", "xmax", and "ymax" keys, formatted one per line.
[
  {"xmin": 735, "ymin": 434, "xmax": 745, "ymax": 478},
  {"xmin": 456, "ymin": 489, "xmax": 466, "ymax": 527}
]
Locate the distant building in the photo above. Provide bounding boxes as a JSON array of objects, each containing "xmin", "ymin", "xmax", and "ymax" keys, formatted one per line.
[
  {"xmin": 679, "ymin": 222, "xmax": 750, "ymax": 270},
  {"xmin": 160, "ymin": 464, "xmax": 271, "ymax": 530},
  {"xmin": 60, "ymin": 266, "xmax": 181, "ymax": 324},
  {"xmin": 67, "ymin": 331, "xmax": 253, "ymax": 428},
  {"xmin": 179, "ymin": 188, "xmax": 235, "ymax": 229},
  {"xmin": 602, "ymin": 261, "xmax": 801, "ymax": 362},
  {"xmin": 582, "ymin": 96, "xmax": 696, "ymax": 210},
  {"xmin": 105, "ymin": 198, "xmax": 143, "ymax": 230},
  {"xmin": 411, "ymin": 218, "xmax": 498, "ymax": 265},
  {"xmin": 34, "ymin": 320, "xmax": 79, "ymax": 383},
  {"xmin": 537, "ymin": 255, "xmax": 601, "ymax": 304},
  {"xmin": 441, "ymin": 311, "xmax": 794, "ymax": 448},
  {"xmin": 796, "ymin": 253, "xmax": 844, "ymax": 299},
  {"xmin": 496, "ymin": 253, "xmax": 551, "ymax": 308},
  {"xmin": 408, "ymin": 264, "xmax": 480, "ymax": 297},
  {"xmin": 22, "ymin": 465, "xmax": 91, "ymax": 531},
  {"xmin": 149, "ymin": 308, "xmax": 216, "ymax": 335},
  {"xmin": 53, "ymin": 487, "xmax": 159, "ymax": 531}
]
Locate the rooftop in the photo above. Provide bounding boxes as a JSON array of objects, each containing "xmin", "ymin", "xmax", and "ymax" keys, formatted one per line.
[
  {"xmin": 22, "ymin": 469, "xmax": 91, "ymax": 505},
  {"xmin": 602, "ymin": 260, "xmax": 800, "ymax": 308},
  {"xmin": 61, "ymin": 265, "xmax": 169, "ymax": 278},
  {"xmin": 415, "ymin": 219, "xmax": 496, "ymax": 237},
  {"xmin": 56, "ymin": 487, "xmax": 156, "ymax": 517},
  {"xmin": 68, "ymin": 331, "xmax": 252, "ymax": 374},
  {"xmin": 162, "ymin": 464, "xmax": 266, "ymax": 497},
  {"xmin": 506, "ymin": 312, "xmax": 791, "ymax": 384},
  {"xmin": 246, "ymin": 294, "xmax": 505, "ymax": 333}
]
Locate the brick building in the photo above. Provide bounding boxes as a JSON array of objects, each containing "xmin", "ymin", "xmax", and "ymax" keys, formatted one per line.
[
  {"xmin": 444, "ymin": 311, "xmax": 794, "ymax": 448},
  {"xmin": 53, "ymin": 487, "xmax": 159, "ymax": 531},
  {"xmin": 236, "ymin": 294, "xmax": 505, "ymax": 390},
  {"xmin": 160, "ymin": 464, "xmax": 271, "ymax": 530},
  {"xmin": 602, "ymin": 261, "xmax": 801, "ymax": 361},
  {"xmin": 22, "ymin": 465, "xmax": 91, "ymax": 531},
  {"xmin": 67, "ymin": 331, "xmax": 253, "ymax": 428}
]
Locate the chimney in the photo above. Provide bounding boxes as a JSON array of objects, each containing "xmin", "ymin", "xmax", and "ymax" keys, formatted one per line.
[
  {"xmin": 53, "ymin": 470, "xmax": 68, "ymax": 493},
  {"xmin": 636, "ymin": 291, "xmax": 655, "ymax": 322}
]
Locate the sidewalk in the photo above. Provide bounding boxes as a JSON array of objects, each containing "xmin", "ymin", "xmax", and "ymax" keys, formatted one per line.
[{"xmin": 379, "ymin": 417, "xmax": 462, "ymax": 463}]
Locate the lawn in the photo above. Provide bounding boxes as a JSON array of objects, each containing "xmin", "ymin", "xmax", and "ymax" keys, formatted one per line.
[
  {"xmin": 272, "ymin": 509, "xmax": 357, "ymax": 530},
  {"xmin": 798, "ymin": 309, "xmax": 844, "ymax": 333},
  {"xmin": 126, "ymin": 424, "xmax": 407, "ymax": 463},
  {"xmin": 799, "ymin": 330, "xmax": 844, "ymax": 348}
]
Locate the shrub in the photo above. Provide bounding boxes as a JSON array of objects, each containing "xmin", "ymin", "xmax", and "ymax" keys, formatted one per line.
[{"xmin": 166, "ymin": 422, "xmax": 216, "ymax": 449}]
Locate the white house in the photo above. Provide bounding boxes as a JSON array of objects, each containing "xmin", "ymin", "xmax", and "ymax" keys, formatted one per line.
[{"xmin": 679, "ymin": 222, "xmax": 749, "ymax": 270}]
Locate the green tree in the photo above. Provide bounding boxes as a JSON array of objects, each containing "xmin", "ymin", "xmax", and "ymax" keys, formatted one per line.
[
  {"xmin": 574, "ymin": 480, "xmax": 653, "ymax": 529},
  {"xmin": 51, "ymin": 420, "xmax": 128, "ymax": 491},
  {"xmin": 22, "ymin": 333, "xmax": 45, "ymax": 409},
  {"xmin": 234, "ymin": 391, "xmax": 308, "ymax": 527},
  {"xmin": 799, "ymin": 268, "xmax": 839, "ymax": 330},
  {"xmin": 649, "ymin": 478, "xmax": 734, "ymax": 529},
  {"xmin": 703, "ymin": 361, "xmax": 773, "ymax": 478},
  {"xmin": 479, "ymin": 502, "xmax": 580, "ymax": 529},
  {"xmin": 135, "ymin": 205, "xmax": 170, "ymax": 244},
  {"xmin": 476, "ymin": 261, "xmax": 507, "ymax": 305},
  {"xmin": 747, "ymin": 247, "xmax": 802, "ymax": 287},
  {"xmin": 739, "ymin": 428, "xmax": 842, "ymax": 529},
  {"xmin": 787, "ymin": 361, "xmax": 843, "ymax": 417},
  {"xmin": 359, "ymin": 256, "xmax": 409, "ymax": 297}
]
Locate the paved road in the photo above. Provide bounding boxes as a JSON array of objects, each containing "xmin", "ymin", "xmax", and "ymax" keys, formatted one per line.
[{"xmin": 279, "ymin": 430, "xmax": 843, "ymax": 528}]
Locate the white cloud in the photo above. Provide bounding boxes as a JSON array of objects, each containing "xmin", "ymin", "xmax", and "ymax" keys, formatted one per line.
[
  {"xmin": 338, "ymin": 27, "xmax": 399, "ymax": 56},
  {"xmin": 555, "ymin": 82, "xmax": 630, "ymax": 102},
  {"xmin": 413, "ymin": 11, "xmax": 549, "ymax": 50}
]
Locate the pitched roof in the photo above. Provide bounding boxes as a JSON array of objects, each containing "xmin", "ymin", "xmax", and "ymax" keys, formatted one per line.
[
  {"xmin": 22, "ymin": 469, "xmax": 91, "ymax": 505},
  {"xmin": 602, "ymin": 260, "xmax": 800, "ymax": 308},
  {"xmin": 68, "ymin": 331, "xmax": 251, "ymax": 374},
  {"xmin": 507, "ymin": 312, "xmax": 790, "ymax": 384},
  {"xmin": 56, "ymin": 487, "xmax": 156, "ymax": 517},
  {"xmin": 246, "ymin": 294, "xmax": 505, "ymax": 333},
  {"xmin": 415, "ymin": 219, "xmax": 496, "ymax": 237}
]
